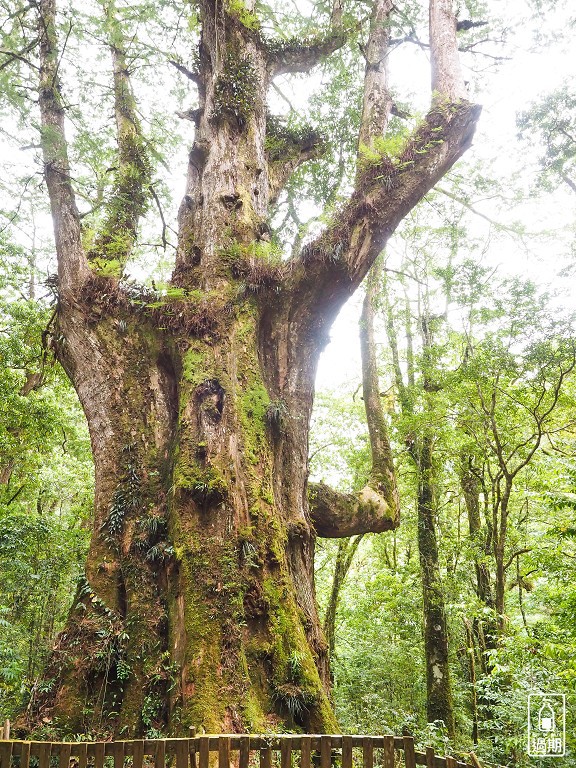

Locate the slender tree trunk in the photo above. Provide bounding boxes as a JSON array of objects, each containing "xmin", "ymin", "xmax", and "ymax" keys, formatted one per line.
[
  {"xmin": 415, "ymin": 435, "xmax": 455, "ymax": 738},
  {"xmin": 459, "ymin": 455, "xmax": 493, "ymax": 610},
  {"xmin": 323, "ymin": 536, "xmax": 364, "ymax": 663},
  {"xmin": 459, "ymin": 453, "xmax": 498, "ymax": 659},
  {"xmin": 463, "ymin": 619, "xmax": 478, "ymax": 746},
  {"xmin": 384, "ymin": 290, "xmax": 455, "ymax": 738},
  {"xmin": 494, "ymin": 485, "xmax": 511, "ymax": 634},
  {"xmin": 415, "ymin": 310, "xmax": 455, "ymax": 738},
  {"xmin": 458, "ymin": 453, "xmax": 498, "ymax": 737}
]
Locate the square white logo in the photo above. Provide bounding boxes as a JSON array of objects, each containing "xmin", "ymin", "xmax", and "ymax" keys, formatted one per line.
[{"xmin": 528, "ymin": 693, "xmax": 566, "ymax": 757}]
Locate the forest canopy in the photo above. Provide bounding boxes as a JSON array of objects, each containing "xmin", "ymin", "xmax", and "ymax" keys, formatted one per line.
[{"xmin": 1, "ymin": 0, "xmax": 576, "ymax": 766}]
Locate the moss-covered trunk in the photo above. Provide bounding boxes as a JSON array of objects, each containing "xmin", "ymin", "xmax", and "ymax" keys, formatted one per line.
[
  {"xmin": 415, "ymin": 435, "xmax": 455, "ymax": 739},
  {"xmin": 27, "ymin": 282, "xmax": 335, "ymax": 737},
  {"xmin": 27, "ymin": 0, "xmax": 336, "ymax": 737}
]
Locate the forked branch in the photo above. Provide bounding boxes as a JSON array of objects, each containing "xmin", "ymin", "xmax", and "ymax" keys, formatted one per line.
[
  {"xmin": 287, "ymin": 0, "xmax": 480, "ymax": 337},
  {"xmin": 267, "ymin": 0, "xmax": 347, "ymax": 77},
  {"xmin": 292, "ymin": 99, "xmax": 481, "ymax": 324}
]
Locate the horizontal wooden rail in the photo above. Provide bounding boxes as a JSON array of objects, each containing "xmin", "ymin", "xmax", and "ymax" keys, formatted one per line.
[{"xmin": 0, "ymin": 735, "xmax": 470, "ymax": 768}]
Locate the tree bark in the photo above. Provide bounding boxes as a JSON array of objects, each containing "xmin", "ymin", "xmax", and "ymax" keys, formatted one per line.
[
  {"xmin": 323, "ymin": 537, "xmax": 364, "ymax": 664},
  {"xmin": 459, "ymin": 454, "xmax": 493, "ymax": 611},
  {"xmin": 24, "ymin": 0, "xmax": 480, "ymax": 737},
  {"xmin": 384, "ymin": 288, "xmax": 455, "ymax": 739},
  {"xmin": 416, "ymin": 434, "xmax": 455, "ymax": 738}
]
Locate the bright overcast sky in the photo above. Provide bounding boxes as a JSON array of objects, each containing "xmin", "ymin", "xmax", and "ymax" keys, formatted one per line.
[{"xmin": 316, "ymin": 5, "xmax": 576, "ymax": 390}]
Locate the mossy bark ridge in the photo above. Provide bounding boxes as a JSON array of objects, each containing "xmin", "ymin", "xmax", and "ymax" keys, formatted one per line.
[{"xmin": 29, "ymin": 0, "xmax": 480, "ymax": 737}]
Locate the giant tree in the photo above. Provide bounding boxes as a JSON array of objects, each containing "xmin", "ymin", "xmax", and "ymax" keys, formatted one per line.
[{"xmin": 5, "ymin": 0, "xmax": 481, "ymax": 736}]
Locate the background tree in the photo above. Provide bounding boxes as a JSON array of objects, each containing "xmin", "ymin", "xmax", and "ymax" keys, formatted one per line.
[
  {"xmin": 382, "ymin": 261, "xmax": 455, "ymax": 737},
  {"xmin": 518, "ymin": 86, "xmax": 576, "ymax": 194},
  {"xmin": 454, "ymin": 278, "xmax": 576, "ymax": 635},
  {"xmin": 312, "ymin": 205, "xmax": 576, "ymax": 763}
]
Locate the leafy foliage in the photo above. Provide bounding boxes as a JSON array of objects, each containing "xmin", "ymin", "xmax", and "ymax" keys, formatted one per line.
[
  {"xmin": 313, "ymin": 198, "xmax": 576, "ymax": 763},
  {"xmin": 0, "ymin": 234, "xmax": 92, "ymax": 718},
  {"xmin": 518, "ymin": 86, "xmax": 576, "ymax": 191}
]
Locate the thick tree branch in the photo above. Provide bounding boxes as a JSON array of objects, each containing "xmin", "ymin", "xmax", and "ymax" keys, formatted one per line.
[
  {"xmin": 308, "ymin": 481, "xmax": 397, "ymax": 537},
  {"xmin": 87, "ymin": 4, "xmax": 152, "ymax": 270},
  {"xmin": 290, "ymin": 100, "xmax": 481, "ymax": 334},
  {"xmin": 267, "ymin": 32, "xmax": 347, "ymax": 78},
  {"xmin": 37, "ymin": 0, "xmax": 90, "ymax": 294}
]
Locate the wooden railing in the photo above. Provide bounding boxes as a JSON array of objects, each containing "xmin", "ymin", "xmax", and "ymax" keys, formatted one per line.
[{"xmin": 0, "ymin": 735, "xmax": 472, "ymax": 768}]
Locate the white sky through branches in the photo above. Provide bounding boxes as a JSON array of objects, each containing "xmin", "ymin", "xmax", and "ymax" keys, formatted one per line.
[{"xmin": 316, "ymin": 3, "xmax": 576, "ymax": 389}]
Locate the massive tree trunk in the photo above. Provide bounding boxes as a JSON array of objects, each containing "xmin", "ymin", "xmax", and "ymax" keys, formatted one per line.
[{"xmin": 24, "ymin": 0, "xmax": 480, "ymax": 737}]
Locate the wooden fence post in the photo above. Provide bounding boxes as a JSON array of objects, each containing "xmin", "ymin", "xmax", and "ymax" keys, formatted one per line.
[
  {"xmin": 199, "ymin": 736, "xmax": 210, "ymax": 768},
  {"xmin": 238, "ymin": 736, "xmax": 250, "ymax": 768},
  {"xmin": 341, "ymin": 736, "xmax": 352, "ymax": 768},
  {"xmin": 0, "ymin": 740, "xmax": 13, "ymax": 768},
  {"xmin": 403, "ymin": 737, "xmax": 416, "ymax": 768},
  {"xmin": 382, "ymin": 736, "xmax": 394, "ymax": 768},
  {"xmin": 218, "ymin": 736, "xmax": 230, "ymax": 768},
  {"xmin": 280, "ymin": 738, "xmax": 291, "ymax": 768},
  {"xmin": 320, "ymin": 736, "xmax": 331, "ymax": 768},
  {"xmin": 1, "ymin": 721, "xmax": 9, "ymax": 741},
  {"xmin": 260, "ymin": 741, "xmax": 272, "ymax": 768},
  {"xmin": 362, "ymin": 737, "xmax": 373, "ymax": 768},
  {"xmin": 301, "ymin": 735, "xmax": 312, "ymax": 768}
]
